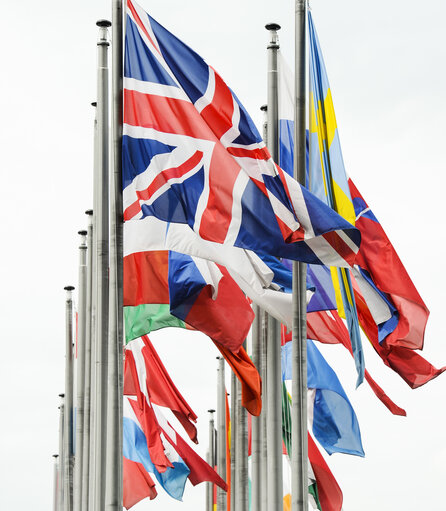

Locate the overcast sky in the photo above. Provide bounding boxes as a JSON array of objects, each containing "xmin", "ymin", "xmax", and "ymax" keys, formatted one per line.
[{"xmin": 1, "ymin": 1, "xmax": 445, "ymax": 510}]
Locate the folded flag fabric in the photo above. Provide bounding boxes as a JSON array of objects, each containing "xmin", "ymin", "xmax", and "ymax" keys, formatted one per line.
[
  {"xmin": 282, "ymin": 339, "xmax": 364, "ymax": 457},
  {"xmin": 123, "ymin": 457, "xmax": 157, "ymax": 509},
  {"xmin": 308, "ymin": 433, "xmax": 343, "ymax": 511},
  {"xmin": 124, "ymin": 335, "xmax": 198, "ymax": 443},
  {"xmin": 123, "ymin": 0, "xmax": 360, "ymax": 269},
  {"xmin": 123, "ymin": 396, "xmax": 190, "ymax": 501},
  {"xmin": 306, "ymin": 310, "xmax": 406, "ymax": 416}
]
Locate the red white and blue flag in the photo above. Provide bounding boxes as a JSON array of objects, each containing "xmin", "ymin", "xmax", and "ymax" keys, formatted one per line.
[{"xmin": 123, "ymin": 0, "xmax": 360, "ymax": 268}]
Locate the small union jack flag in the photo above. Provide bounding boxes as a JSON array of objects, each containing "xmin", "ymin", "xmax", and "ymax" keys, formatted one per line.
[{"xmin": 123, "ymin": 0, "xmax": 360, "ymax": 267}]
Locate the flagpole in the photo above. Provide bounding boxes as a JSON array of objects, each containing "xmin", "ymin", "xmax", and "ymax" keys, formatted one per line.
[
  {"xmin": 230, "ymin": 372, "xmax": 236, "ymax": 511},
  {"xmin": 292, "ymin": 1, "xmax": 308, "ymax": 510},
  {"xmin": 207, "ymin": 409, "xmax": 216, "ymax": 511},
  {"xmin": 93, "ymin": 20, "xmax": 111, "ymax": 511},
  {"xmin": 58, "ymin": 394, "xmax": 65, "ymax": 511},
  {"xmin": 235, "ymin": 367, "xmax": 248, "ymax": 511},
  {"xmin": 106, "ymin": 1, "xmax": 124, "ymax": 509},
  {"xmin": 260, "ymin": 310, "xmax": 268, "ymax": 511},
  {"xmin": 265, "ymin": 22, "xmax": 283, "ymax": 511},
  {"xmin": 63, "ymin": 285, "xmax": 75, "ymax": 511},
  {"xmin": 217, "ymin": 356, "xmax": 227, "ymax": 511},
  {"xmin": 250, "ymin": 306, "xmax": 261, "ymax": 511},
  {"xmin": 53, "ymin": 454, "xmax": 60, "ymax": 511},
  {"xmin": 82, "ymin": 210, "xmax": 93, "ymax": 511},
  {"xmin": 74, "ymin": 231, "xmax": 87, "ymax": 511}
]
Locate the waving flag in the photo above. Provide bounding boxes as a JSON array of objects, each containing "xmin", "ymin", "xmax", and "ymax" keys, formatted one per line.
[
  {"xmin": 282, "ymin": 340, "xmax": 364, "ymax": 457},
  {"xmin": 123, "ymin": 0, "xmax": 360, "ymax": 268},
  {"xmin": 123, "ymin": 457, "xmax": 157, "ymax": 509}
]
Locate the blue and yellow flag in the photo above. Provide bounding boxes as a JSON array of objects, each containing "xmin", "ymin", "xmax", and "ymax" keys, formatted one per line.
[{"xmin": 308, "ymin": 11, "xmax": 364, "ymax": 386}]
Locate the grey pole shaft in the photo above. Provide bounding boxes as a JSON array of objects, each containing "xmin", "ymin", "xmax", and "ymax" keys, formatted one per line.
[
  {"xmin": 265, "ymin": 23, "xmax": 283, "ymax": 511},
  {"xmin": 207, "ymin": 410, "xmax": 216, "ymax": 511},
  {"xmin": 82, "ymin": 210, "xmax": 93, "ymax": 511},
  {"xmin": 53, "ymin": 455, "xmax": 60, "ymax": 511},
  {"xmin": 106, "ymin": 3, "xmax": 124, "ymax": 510},
  {"xmin": 250, "ymin": 306, "xmax": 261, "ymax": 511},
  {"xmin": 58, "ymin": 396, "xmax": 65, "ymax": 511},
  {"xmin": 93, "ymin": 20, "xmax": 111, "ymax": 511},
  {"xmin": 260, "ymin": 310, "xmax": 268, "ymax": 511},
  {"xmin": 292, "ymin": 2, "xmax": 308, "ymax": 510},
  {"xmin": 235, "ymin": 365, "xmax": 248, "ymax": 511},
  {"xmin": 216, "ymin": 357, "xmax": 227, "ymax": 511},
  {"xmin": 74, "ymin": 232, "xmax": 87, "ymax": 511},
  {"xmin": 230, "ymin": 372, "xmax": 236, "ymax": 511},
  {"xmin": 63, "ymin": 286, "xmax": 75, "ymax": 511}
]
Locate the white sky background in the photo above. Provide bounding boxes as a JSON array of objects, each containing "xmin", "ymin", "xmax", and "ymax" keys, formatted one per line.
[{"xmin": 1, "ymin": 0, "xmax": 445, "ymax": 509}]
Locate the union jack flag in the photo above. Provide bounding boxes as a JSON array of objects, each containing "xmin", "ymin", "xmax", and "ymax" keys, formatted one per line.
[{"xmin": 123, "ymin": 0, "xmax": 360, "ymax": 267}]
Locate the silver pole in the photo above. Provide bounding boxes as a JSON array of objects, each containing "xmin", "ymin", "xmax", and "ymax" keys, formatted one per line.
[
  {"xmin": 53, "ymin": 455, "xmax": 60, "ymax": 511},
  {"xmin": 217, "ymin": 357, "xmax": 227, "ymax": 511},
  {"xmin": 58, "ymin": 395, "xmax": 65, "ymax": 511},
  {"xmin": 93, "ymin": 20, "xmax": 111, "ymax": 511},
  {"xmin": 230, "ymin": 372, "xmax": 236, "ymax": 511},
  {"xmin": 292, "ymin": 2, "xmax": 308, "ymax": 510},
  {"xmin": 265, "ymin": 22, "xmax": 283, "ymax": 511},
  {"xmin": 82, "ymin": 210, "xmax": 93, "ymax": 511},
  {"xmin": 235, "ymin": 367, "xmax": 249, "ymax": 511},
  {"xmin": 250, "ymin": 307, "xmax": 261, "ymax": 511},
  {"xmin": 207, "ymin": 409, "xmax": 216, "ymax": 511},
  {"xmin": 63, "ymin": 286, "xmax": 75, "ymax": 511},
  {"xmin": 260, "ymin": 310, "xmax": 268, "ymax": 511},
  {"xmin": 106, "ymin": 2, "xmax": 124, "ymax": 509},
  {"xmin": 74, "ymin": 231, "xmax": 87, "ymax": 511}
]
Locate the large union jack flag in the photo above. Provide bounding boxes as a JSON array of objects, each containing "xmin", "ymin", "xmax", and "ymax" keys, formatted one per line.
[{"xmin": 123, "ymin": 0, "xmax": 360, "ymax": 267}]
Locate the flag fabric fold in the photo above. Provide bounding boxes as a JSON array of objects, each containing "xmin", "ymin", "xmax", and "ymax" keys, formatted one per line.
[{"xmin": 123, "ymin": 457, "xmax": 158, "ymax": 509}]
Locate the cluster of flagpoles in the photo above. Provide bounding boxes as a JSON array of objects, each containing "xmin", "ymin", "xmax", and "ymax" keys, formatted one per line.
[{"xmin": 53, "ymin": 2, "xmax": 316, "ymax": 510}]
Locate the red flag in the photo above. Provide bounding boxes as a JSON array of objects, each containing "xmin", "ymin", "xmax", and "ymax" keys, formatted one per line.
[
  {"xmin": 214, "ymin": 341, "xmax": 262, "ymax": 416},
  {"xmin": 123, "ymin": 457, "xmax": 157, "ymax": 509},
  {"xmin": 308, "ymin": 433, "xmax": 343, "ymax": 511}
]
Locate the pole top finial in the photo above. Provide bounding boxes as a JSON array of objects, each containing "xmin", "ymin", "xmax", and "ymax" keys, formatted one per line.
[
  {"xmin": 78, "ymin": 230, "xmax": 87, "ymax": 236},
  {"xmin": 96, "ymin": 19, "xmax": 111, "ymax": 28},
  {"xmin": 265, "ymin": 23, "xmax": 281, "ymax": 32},
  {"xmin": 85, "ymin": 209, "xmax": 93, "ymax": 215},
  {"xmin": 53, "ymin": 454, "xmax": 59, "ymax": 458},
  {"xmin": 91, "ymin": 102, "xmax": 97, "ymax": 108},
  {"xmin": 59, "ymin": 393, "xmax": 65, "ymax": 398},
  {"xmin": 208, "ymin": 409, "xmax": 216, "ymax": 414},
  {"xmin": 260, "ymin": 104, "xmax": 267, "ymax": 112},
  {"xmin": 64, "ymin": 285, "xmax": 75, "ymax": 291}
]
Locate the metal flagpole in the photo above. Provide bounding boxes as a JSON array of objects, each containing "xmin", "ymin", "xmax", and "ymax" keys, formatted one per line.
[
  {"xmin": 93, "ymin": 20, "xmax": 111, "ymax": 511},
  {"xmin": 235, "ymin": 368, "xmax": 248, "ymax": 511},
  {"xmin": 250, "ymin": 306, "xmax": 261, "ymax": 511},
  {"xmin": 207, "ymin": 409, "xmax": 216, "ymax": 511},
  {"xmin": 53, "ymin": 454, "xmax": 60, "ymax": 511},
  {"xmin": 73, "ymin": 231, "xmax": 87, "ymax": 511},
  {"xmin": 217, "ymin": 357, "xmax": 227, "ymax": 511},
  {"xmin": 265, "ymin": 22, "xmax": 283, "ymax": 511},
  {"xmin": 58, "ymin": 393, "xmax": 65, "ymax": 511},
  {"xmin": 82, "ymin": 210, "xmax": 93, "ymax": 511},
  {"xmin": 106, "ymin": 2, "xmax": 124, "ymax": 509},
  {"xmin": 63, "ymin": 285, "xmax": 75, "ymax": 511},
  {"xmin": 230, "ymin": 372, "xmax": 236, "ymax": 511},
  {"xmin": 292, "ymin": 1, "xmax": 308, "ymax": 510}
]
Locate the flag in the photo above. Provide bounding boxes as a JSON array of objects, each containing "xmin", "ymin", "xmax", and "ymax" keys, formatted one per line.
[
  {"xmin": 123, "ymin": 396, "xmax": 189, "ymax": 501},
  {"xmin": 125, "ymin": 341, "xmax": 228, "ymax": 491},
  {"xmin": 124, "ymin": 335, "xmax": 198, "ymax": 443},
  {"xmin": 306, "ymin": 311, "xmax": 406, "ymax": 416},
  {"xmin": 123, "ymin": 457, "xmax": 157, "ymax": 509},
  {"xmin": 123, "ymin": 0, "xmax": 360, "ymax": 269},
  {"xmin": 308, "ymin": 433, "xmax": 343, "ymax": 511},
  {"xmin": 282, "ymin": 340, "xmax": 364, "ymax": 457},
  {"xmin": 124, "ymin": 249, "xmax": 254, "ymax": 352}
]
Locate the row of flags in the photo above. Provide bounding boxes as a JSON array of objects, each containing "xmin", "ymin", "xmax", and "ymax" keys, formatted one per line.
[
  {"xmin": 118, "ymin": 0, "xmax": 444, "ymax": 508},
  {"xmin": 54, "ymin": 1, "xmax": 444, "ymax": 510}
]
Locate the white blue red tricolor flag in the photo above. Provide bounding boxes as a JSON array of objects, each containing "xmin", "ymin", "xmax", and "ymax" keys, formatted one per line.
[{"xmin": 123, "ymin": 0, "xmax": 360, "ymax": 268}]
